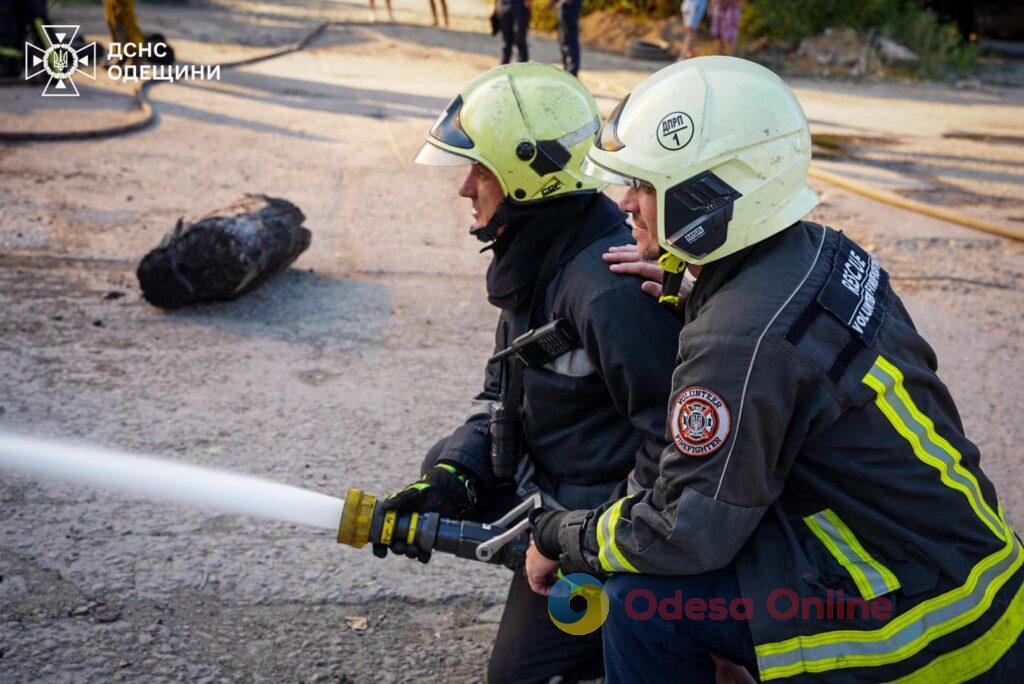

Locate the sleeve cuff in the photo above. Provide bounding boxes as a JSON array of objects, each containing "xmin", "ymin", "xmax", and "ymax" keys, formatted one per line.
[
  {"xmin": 530, "ymin": 509, "xmax": 565, "ymax": 560},
  {"xmin": 556, "ymin": 509, "xmax": 594, "ymax": 574}
]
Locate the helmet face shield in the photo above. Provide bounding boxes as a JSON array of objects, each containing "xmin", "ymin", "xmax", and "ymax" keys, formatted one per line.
[
  {"xmin": 429, "ymin": 94, "xmax": 474, "ymax": 150},
  {"xmin": 580, "ymin": 155, "xmax": 652, "ymax": 189},
  {"xmin": 413, "ymin": 142, "xmax": 474, "ymax": 167},
  {"xmin": 595, "ymin": 93, "xmax": 629, "ymax": 152}
]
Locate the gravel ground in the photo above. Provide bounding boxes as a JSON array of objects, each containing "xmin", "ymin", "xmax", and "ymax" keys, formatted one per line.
[{"xmin": 1, "ymin": 0, "xmax": 1022, "ymax": 680}]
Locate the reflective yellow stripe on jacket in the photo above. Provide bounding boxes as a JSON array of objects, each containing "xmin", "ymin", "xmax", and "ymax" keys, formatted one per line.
[
  {"xmin": 804, "ymin": 509, "xmax": 901, "ymax": 600},
  {"xmin": 863, "ymin": 356, "xmax": 1004, "ymax": 541},
  {"xmin": 597, "ymin": 498, "xmax": 639, "ymax": 573},
  {"xmin": 755, "ymin": 356, "xmax": 1023, "ymax": 681}
]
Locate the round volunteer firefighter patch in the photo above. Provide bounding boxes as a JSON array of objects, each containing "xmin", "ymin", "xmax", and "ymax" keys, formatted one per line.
[{"xmin": 670, "ymin": 387, "xmax": 731, "ymax": 457}]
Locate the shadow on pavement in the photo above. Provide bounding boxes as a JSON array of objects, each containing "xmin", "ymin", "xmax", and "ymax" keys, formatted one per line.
[
  {"xmin": 168, "ymin": 269, "xmax": 392, "ymax": 349},
  {"xmin": 176, "ymin": 70, "xmax": 451, "ymax": 120}
]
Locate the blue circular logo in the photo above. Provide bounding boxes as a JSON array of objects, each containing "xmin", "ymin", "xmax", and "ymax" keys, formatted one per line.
[{"xmin": 548, "ymin": 572, "xmax": 609, "ymax": 635}]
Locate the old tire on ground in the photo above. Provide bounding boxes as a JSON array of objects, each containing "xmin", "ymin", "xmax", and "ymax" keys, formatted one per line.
[{"xmin": 628, "ymin": 39, "xmax": 673, "ymax": 62}]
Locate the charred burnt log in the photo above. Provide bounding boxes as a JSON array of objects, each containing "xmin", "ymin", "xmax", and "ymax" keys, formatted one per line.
[{"xmin": 137, "ymin": 194, "xmax": 311, "ymax": 309}]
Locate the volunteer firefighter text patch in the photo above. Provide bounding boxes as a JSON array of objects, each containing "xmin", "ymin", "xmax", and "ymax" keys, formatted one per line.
[{"xmin": 670, "ymin": 386, "xmax": 731, "ymax": 457}]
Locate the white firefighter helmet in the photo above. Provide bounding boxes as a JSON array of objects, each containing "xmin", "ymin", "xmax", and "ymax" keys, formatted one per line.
[{"xmin": 580, "ymin": 56, "xmax": 819, "ymax": 265}]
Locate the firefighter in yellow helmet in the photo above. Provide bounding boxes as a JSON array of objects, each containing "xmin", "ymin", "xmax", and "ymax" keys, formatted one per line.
[
  {"xmin": 527, "ymin": 56, "xmax": 1024, "ymax": 682},
  {"xmin": 377, "ymin": 63, "xmax": 684, "ymax": 682}
]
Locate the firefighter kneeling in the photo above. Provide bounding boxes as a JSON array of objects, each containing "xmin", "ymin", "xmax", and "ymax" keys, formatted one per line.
[{"xmin": 526, "ymin": 56, "xmax": 1024, "ymax": 682}]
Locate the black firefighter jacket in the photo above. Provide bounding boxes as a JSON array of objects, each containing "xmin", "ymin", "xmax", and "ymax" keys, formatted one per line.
[
  {"xmin": 424, "ymin": 194, "xmax": 682, "ymax": 511},
  {"xmin": 565, "ymin": 221, "xmax": 1023, "ymax": 682}
]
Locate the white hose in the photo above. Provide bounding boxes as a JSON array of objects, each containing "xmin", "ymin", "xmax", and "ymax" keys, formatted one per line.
[{"xmin": 0, "ymin": 432, "xmax": 345, "ymax": 531}]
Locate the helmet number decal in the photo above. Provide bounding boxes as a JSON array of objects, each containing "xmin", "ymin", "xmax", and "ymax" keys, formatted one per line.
[
  {"xmin": 670, "ymin": 386, "xmax": 731, "ymax": 457},
  {"xmin": 657, "ymin": 112, "xmax": 694, "ymax": 151}
]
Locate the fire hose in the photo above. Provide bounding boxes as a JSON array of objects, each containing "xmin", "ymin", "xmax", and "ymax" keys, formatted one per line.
[{"xmin": 807, "ymin": 166, "xmax": 1024, "ymax": 243}]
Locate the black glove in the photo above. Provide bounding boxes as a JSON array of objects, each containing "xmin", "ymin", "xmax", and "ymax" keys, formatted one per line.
[
  {"xmin": 529, "ymin": 508, "xmax": 566, "ymax": 561},
  {"xmin": 372, "ymin": 462, "xmax": 479, "ymax": 562}
]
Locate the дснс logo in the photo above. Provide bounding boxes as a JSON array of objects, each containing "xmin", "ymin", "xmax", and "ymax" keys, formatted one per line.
[{"xmin": 24, "ymin": 25, "xmax": 96, "ymax": 97}]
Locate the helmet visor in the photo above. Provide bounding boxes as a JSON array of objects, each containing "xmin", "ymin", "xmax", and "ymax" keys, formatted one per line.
[
  {"xmin": 413, "ymin": 142, "xmax": 474, "ymax": 167},
  {"xmin": 428, "ymin": 94, "xmax": 474, "ymax": 150},
  {"xmin": 595, "ymin": 93, "xmax": 629, "ymax": 152},
  {"xmin": 580, "ymin": 156, "xmax": 653, "ymax": 189}
]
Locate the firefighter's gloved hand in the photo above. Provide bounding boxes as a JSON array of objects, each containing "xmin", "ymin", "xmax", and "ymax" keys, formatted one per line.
[
  {"xmin": 371, "ymin": 524, "xmax": 433, "ymax": 565},
  {"xmin": 373, "ymin": 463, "xmax": 479, "ymax": 563},
  {"xmin": 382, "ymin": 462, "xmax": 479, "ymax": 518}
]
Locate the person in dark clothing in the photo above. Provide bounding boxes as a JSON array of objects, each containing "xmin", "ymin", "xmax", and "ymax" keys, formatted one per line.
[
  {"xmin": 383, "ymin": 64, "xmax": 682, "ymax": 683},
  {"xmin": 0, "ymin": 0, "xmax": 49, "ymax": 78},
  {"xmin": 555, "ymin": 0, "xmax": 581, "ymax": 75},
  {"xmin": 528, "ymin": 56, "xmax": 1024, "ymax": 683},
  {"xmin": 495, "ymin": 0, "xmax": 530, "ymax": 64}
]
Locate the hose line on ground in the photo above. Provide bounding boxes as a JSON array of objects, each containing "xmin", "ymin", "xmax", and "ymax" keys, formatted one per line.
[
  {"xmin": 808, "ymin": 166, "xmax": 1024, "ymax": 243},
  {"xmin": 0, "ymin": 22, "xmax": 331, "ymax": 142}
]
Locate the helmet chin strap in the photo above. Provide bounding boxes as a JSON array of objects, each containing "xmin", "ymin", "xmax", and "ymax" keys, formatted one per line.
[
  {"xmin": 658, "ymin": 251, "xmax": 687, "ymax": 274},
  {"xmin": 470, "ymin": 200, "xmax": 510, "ymax": 245},
  {"xmin": 657, "ymin": 250, "xmax": 688, "ymax": 311}
]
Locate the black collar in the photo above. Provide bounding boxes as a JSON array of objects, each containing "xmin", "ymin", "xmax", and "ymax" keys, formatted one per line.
[{"xmin": 486, "ymin": 193, "xmax": 622, "ymax": 310}]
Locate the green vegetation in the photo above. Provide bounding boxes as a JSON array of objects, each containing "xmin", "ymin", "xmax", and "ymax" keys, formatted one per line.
[
  {"xmin": 530, "ymin": 0, "xmax": 666, "ymax": 32},
  {"xmin": 531, "ymin": 0, "xmax": 977, "ymax": 78},
  {"xmin": 742, "ymin": 0, "xmax": 977, "ymax": 76},
  {"xmin": 881, "ymin": 4, "xmax": 979, "ymax": 76},
  {"xmin": 530, "ymin": 4, "xmax": 558, "ymax": 32}
]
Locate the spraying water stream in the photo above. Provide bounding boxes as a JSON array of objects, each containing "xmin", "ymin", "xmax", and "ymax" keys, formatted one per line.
[{"xmin": 0, "ymin": 432, "xmax": 345, "ymax": 531}]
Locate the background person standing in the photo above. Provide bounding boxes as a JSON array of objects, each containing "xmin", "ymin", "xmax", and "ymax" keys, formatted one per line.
[
  {"xmin": 555, "ymin": 0, "xmax": 581, "ymax": 76},
  {"xmin": 495, "ymin": 0, "xmax": 530, "ymax": 64},
  {"xmin": 367, "ymin": 0, "xmax": 394, "ymax": 23},
  {"xmin": 429, "ymin": 0, "xmax": 449, "ymax": 26},
  {"xmin": 709, "ymin": 0, "xmax": 743, "ymax": 55},
  {"xmin": 680, "ymin": 0, "xmax": 708, "ymax": 58}
]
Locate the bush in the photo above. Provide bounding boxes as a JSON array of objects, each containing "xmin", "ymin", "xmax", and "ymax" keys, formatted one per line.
[
  {"xmin": 530, "ymin": 3, "xmax": 559, "ymax": 32},
  {"xmin": 884, "ymin": 5, "xmax": 979, "ymax": 76},
  {"xmin": 531, "ymin": 0, "xmax": 677, "ymax": 32},
  {"xmin": 740, "ymin": 0, "xmax": 903, "ymax": 45},
  {"xmin": 742, "ymin": 0, "xmax": 977, "ymax": 76}
]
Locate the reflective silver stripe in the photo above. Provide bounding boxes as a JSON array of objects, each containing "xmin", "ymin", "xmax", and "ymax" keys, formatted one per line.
[
  {"xmin": 598, "ymin": 504, "xmax": 626, "ymax": 572},
  {"xmin": 557, "ymin": 117, "xmax": 601, "ymax": 150},
  {"xmin": 597, "ymin": 500, "xmax": 637, "ymax": 573},
  {"xmin": 865, "ymin": 362, "xmax": 1004, "ymax": 539},
  {"xmin": 805, "ymin": 510, "xmax": 900, "ymax": 600},
  {"xmin": 756, "ymin": 533, "xmax": 1023, "ymax": 678},
  {"xmin": 713, "ymin": 224, "xmax": 826, "ymax": 500}
]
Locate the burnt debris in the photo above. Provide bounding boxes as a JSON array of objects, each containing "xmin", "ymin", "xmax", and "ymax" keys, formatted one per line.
[{"xmin": 137, "ymin": 195, "xmax": 311, "ymax": 309}]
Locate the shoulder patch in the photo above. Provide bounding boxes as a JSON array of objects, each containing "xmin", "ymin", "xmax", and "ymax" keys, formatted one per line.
[
  {"xmin": 670, "ymin": 387, "xmax": 731, "ymax": 457},
  {"xmin": 817, "ymin": 234, "xmax": 889, "ymax": 346}
]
